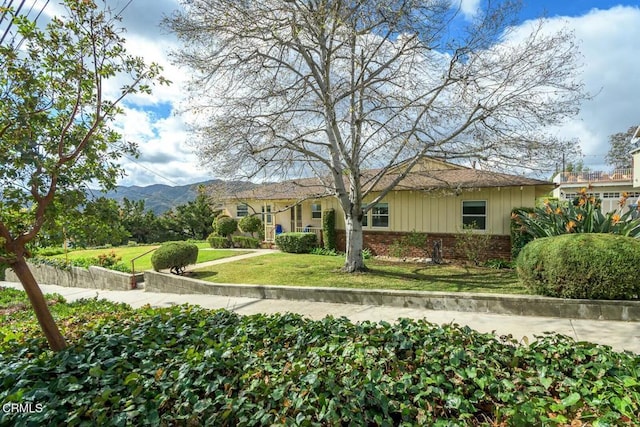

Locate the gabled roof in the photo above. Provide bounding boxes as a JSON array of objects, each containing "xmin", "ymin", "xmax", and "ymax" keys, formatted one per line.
[{"xmin": 225, "ymin": 158, "xmax": 552, "ymax": 201}]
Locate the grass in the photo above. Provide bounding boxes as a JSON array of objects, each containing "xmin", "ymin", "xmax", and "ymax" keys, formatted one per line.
[
  {"xmin": 191, "ymin": 253, "xmax": 526, "ymax": 294},
  {"xmin": 49, "ymin": 244, "xmax": 250, "ymax": 272}
]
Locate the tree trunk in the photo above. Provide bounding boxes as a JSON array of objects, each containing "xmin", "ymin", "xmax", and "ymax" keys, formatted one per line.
[
  {"xmin": 342, "ymin": 214, "xmax": 367, "ymax": 273},
  {"xmin": 10, "ymin": 259, "xmax": 67, "ymax": 351}
]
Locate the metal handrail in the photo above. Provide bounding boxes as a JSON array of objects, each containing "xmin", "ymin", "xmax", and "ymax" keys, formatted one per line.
[{"xmin": 129, "ymin": 247, "xmax": 158, "ymax": 289}]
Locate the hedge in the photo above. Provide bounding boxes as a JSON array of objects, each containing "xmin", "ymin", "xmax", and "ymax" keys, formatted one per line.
[
  {"xmin": 150, "ymin": 241, "xmax": 199, "ymax": 275},
  {"xmin": 207, "ymin": 234, "xmax": 230, "ymax": 248},
  {"xmin": 275, "ymin": 232, "xmax": 317, "ymax": 253},
  {"xmin": 516, "ymin": 233, "xmax": 640, "ymax": 299},
  {"xmin": 232, "ymin": 236, "xmax": 260, "ymax": 249}
]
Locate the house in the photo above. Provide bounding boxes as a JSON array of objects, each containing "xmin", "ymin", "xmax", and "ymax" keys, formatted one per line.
[
  {"xmin": 219, "ymin": 158, "xmax": 553, "ymax": 260},
  {"xmin": 553, "ymin": 125, "xmax": 640, "ymax": 212},
  {"xmin": 551, "ymin": 169, "xmax": 639, "ymax": 213}
]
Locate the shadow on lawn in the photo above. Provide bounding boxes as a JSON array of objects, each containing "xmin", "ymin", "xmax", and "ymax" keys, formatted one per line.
[{"xmin": 363, "ymin": 264, "xmax": 520, "ymax": 292}]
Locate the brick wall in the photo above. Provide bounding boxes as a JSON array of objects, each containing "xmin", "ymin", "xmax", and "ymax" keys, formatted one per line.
[{"xmin": 336, "ymin": 230, "xmax": 512, "ymax": 261}]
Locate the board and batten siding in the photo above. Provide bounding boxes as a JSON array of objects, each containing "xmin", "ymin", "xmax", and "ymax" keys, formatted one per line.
[
  {"xmin": 224, "ymin": 185, "xmax": 540, "ymax": 236},
  {"xmin": 348, "ymin": 186, "xmax": 538, "ymax": 235}
]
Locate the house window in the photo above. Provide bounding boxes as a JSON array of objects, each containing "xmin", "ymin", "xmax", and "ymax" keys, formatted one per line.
[
  {"xmin": 311, "ymin": 203, "xmax": 322, "ymax": 219},
  {"xmin": 361, "ymin": 206, "xmax": 368, "ymax": 227},
  {"xmin": 462, "ymin": 201, "xmax": 486, "ymax": 230},
  {"xmin": 371, "ymin": 203, "xmax": 389, "ymax": 228},
  {"xmin": 236, "ymin": 204, "xmax": 248, "ymax": 217},
  {"xmin": 602, "ymin": 192, "xmax": 620, "ymax": 199},
  {"xmin": 262, "ymin": 205, "xmax": 272, "ymax": 225}
]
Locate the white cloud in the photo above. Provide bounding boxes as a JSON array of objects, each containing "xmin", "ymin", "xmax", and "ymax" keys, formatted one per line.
[
  {"xmin": 507, "ymin": 6, "xmax": 640, "ymax": 170},
  {"xmin": 459, "ymin": 0, "xmax": 482, "ymax": 20}
]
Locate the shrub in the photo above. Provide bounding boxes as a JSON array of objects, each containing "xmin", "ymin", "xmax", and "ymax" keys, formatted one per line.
[
  {"xmin": 96, "ymin": 250, "xmax": 121, "ymax": 268},
  {"xmin": 322, "ymin": 209, "xmax": 336, "ymax": 250},
  {"xmin": 275, "ymin": 232, "xmax": 317, "ymax": 253},
  {"xmin": 151, "ymin": 241, "xmax": 199, "ymax": 275},
  {"xmin": 516, "ymin": 233, "xmax": 640, "ymax": 299},
  {"xmin": 215, "ymin": 216, "xmax": 238, "ymax": 238},
  {"xmin": 389, "ymin": 230, "xmax": 428, "ymax": 258},
  {"xmin": 238, "ymin": 215, "xmax": 263, "ymax": 238},
  {"xmin": 207, "ymin": 233, "xmax": 230, "ymax": 248},
  {"xmin": 34, "ymin": 246, "xmax": 67, "ymax": 256},
  {"xmin": 454, "ymin": 224, "xmax": 493, "ymax": 265},
  {"xmin": 232, "ymin": 236, "xmax": 260, "ymax": 249},
  {"xmin": 310, "ymin": 247, "xmax": 341, "ymax": 256}
]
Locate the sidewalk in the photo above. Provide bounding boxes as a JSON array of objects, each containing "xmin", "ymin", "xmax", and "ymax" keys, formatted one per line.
[{"xmin": 2, "ymin": 281, "xmax": 638, "ymax": 354}]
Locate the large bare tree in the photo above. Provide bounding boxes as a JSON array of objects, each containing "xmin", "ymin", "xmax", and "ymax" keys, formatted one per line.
[{"xmin": 167, "ymin": 0, "xmax": 586, "ymax": 272}]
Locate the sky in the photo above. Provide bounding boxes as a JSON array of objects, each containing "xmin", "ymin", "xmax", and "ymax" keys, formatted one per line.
[{"xmin": 11, "ymin": 0, "xmax": 640, "ymax": 187}]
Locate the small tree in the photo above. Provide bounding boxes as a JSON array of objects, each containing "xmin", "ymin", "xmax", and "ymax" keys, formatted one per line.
[
  {"xmin": 215, "ymin": 216, "xmax": 238, "ymax": 242},
  {"xmin": 0, "ymin": 1, "xmax": 168, "ymax": 351},
  {"xmin": 238, "ymin": 215, "xmax": 263, "ymax": 238}
]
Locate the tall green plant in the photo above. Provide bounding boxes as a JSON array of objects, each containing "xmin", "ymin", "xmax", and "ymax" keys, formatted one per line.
[
  {"xmin": 512, "ymin": 189, "xmax": 640, "ymax": 239},
  {"xmin": 322, "ymin": 209, "xmax": 337, "ymax": 251}
]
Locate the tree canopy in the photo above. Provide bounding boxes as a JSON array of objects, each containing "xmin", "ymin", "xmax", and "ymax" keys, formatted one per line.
[
  {"xmin": 605, "ymin": 125, "xmax": 639, "ymax": 169},
  {"xmin": 167, "ymin": 0, "xmax": 586, "ymax": 271}
]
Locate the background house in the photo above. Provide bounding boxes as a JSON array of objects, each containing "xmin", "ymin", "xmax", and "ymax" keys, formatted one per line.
[
  {"xmin": 220, "ymin": 158, "xmax": 553, "ymax": 260},
  {"xmin": 551, "ymin": 169, "xmax": 639, "ymax": 213}
]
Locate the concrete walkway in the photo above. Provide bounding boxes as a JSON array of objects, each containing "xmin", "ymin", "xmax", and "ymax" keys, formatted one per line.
[
  {"xmin": 1, "ymin": 279, "xmax": 639, "ymax": 354},
  {"xmin": 187, "ymin": 248, "xmax": 279, "ymax": 270}
]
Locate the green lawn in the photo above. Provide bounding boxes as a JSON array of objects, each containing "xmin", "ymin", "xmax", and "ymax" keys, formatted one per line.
[
  {"xmin": 50, "ymin": 244, "xmax": 250, "ymax": 272},
  {"xmin": 191, "ymin": 253, "xmax": 526, "ymax": 294}
]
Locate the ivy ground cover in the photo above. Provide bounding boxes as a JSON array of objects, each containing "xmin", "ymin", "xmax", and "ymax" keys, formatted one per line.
[{"xmin": 1, "ymin": 290, "xmax": 638, "ymax": 426}]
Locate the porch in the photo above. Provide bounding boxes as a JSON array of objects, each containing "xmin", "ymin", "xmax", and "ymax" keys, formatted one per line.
[{"xmin": 262, "ymin": 201, "xmax": 324, "ymax": 243}]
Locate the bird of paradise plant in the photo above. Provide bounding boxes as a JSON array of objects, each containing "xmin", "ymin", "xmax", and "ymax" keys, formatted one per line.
[{"xmin": 512, "ymin": 187, "xmax": 640, "ymax": 239}]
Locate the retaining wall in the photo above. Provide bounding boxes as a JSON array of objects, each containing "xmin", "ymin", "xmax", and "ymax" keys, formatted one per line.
[
  {"xmin": 143, "ymin": 270, "xmax": 640, "ymax": 321},
  {"xmin": 6, "ymin": 262, "xmax": 142, "ymax": 291}
]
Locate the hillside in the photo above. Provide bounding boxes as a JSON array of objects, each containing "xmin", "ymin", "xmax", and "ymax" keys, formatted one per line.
[{"xmin": 99, "ymin": 179, "xmax": 254, "ymax": 215}]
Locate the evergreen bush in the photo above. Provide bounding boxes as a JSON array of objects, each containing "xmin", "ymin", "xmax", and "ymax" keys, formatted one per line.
[
  {"xmin": 215, "ymin": 216, "xmax": 238, "ymax": 238},
  {"xmin": 238, "ymin": 215, "xmax": 263, "ymax": 238},
  {"xmin": 151, "ymin": 241, "xmax": 199, "ymax": 275},
  {"xmin": 207, "ymin": 234, "xmax": 229, "ymax": 248},
  {"xmin": 322, "ymin": 209, "xmax": 336, "ymax": 250},
  {"xmin": 275, "ymin": 232, "xmax": 318, "ymax": 253},
  {"xmin": 516, "ymin": 233, "xmax": 640, "ymax": 299},
  {"xmin": 232, "ymin": 236, "xmax": 261, "ymax": 249}
]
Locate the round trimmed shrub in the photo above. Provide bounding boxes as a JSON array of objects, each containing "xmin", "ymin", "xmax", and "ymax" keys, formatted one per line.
[
  {"xmin": 151, "ymin": 241, "xmax": 199, "ymax": 275},
  {"xmin": 275, "ymin": 232, "xmax": 318, "ymax": 253},
  {"xmin": 238, "ymin": 215, "xmax": 263, "ymax": 237},
  {"xmin": 516, "ymin": 233, "xmax": 640, "ymax": 299},
  {"xmin": 215, "ymin": 216, "xmax": 238, "ymax": 238}
]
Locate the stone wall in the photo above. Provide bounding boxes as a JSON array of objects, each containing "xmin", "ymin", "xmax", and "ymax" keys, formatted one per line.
[
  {"xmin": 336, "ymin": 230, "xmax": 512, "ymax": 261},
  {"xmin": 5, "ymin": 262, "xmax": 142, "ymax": 291}
]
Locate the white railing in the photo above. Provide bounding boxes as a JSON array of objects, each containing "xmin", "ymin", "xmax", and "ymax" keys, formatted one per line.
[
  {"xmin": 554, "ymin": 169, "xmax": 632, "ymax": 184},
  {"xmin": 295, "ymin": 226, "xmax": 322, "ymax": 241}
]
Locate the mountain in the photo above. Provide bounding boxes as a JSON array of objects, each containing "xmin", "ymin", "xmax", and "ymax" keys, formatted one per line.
[{"xmin": 98, "ymin": 179, "xmax": 254, "ymax": 215}]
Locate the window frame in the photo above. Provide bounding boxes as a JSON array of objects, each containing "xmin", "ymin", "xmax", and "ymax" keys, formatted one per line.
[
  {"xmin": 236, "ymin": 203, "xmax": 249, "ymax": 218},
  {"xmin": 462, "ymin": 200, "xmax": 487, "ymax": 231},
  {"xmin": 261, "ymin": 205, "xmax": 273, "ymax": 225},
  {"xmin": 371, "ymin": 202, "xmax": 389, "ymax": 228},
  {"xmin": 311, "ymin": 203, "xmax": 322, "ymax": 220}
]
